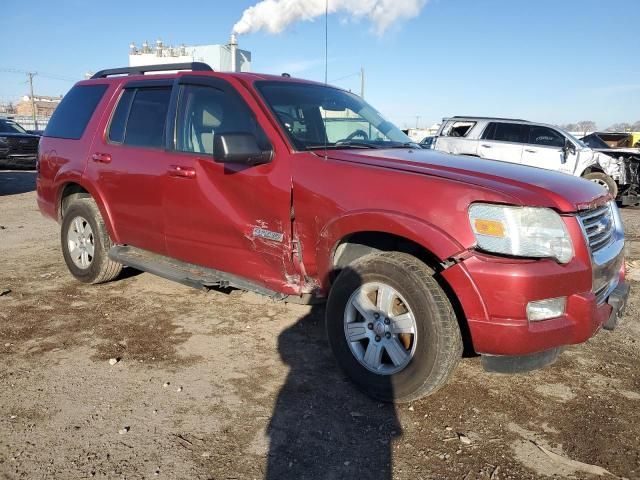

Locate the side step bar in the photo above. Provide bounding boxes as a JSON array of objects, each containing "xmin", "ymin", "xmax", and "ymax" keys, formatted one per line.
[{"xmin": 108, "ymin": 245, "xmax": 287, "ymax": 300}]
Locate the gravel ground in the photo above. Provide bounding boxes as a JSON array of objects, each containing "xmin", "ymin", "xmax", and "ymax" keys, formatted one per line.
[{"xmin": 1, "ymin": 170, "xmax": 639, "ymax": 480}]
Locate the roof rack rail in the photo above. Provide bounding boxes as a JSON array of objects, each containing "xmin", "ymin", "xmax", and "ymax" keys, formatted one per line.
[
  {"xmin": 90, "ymin": 62, "xmax": 213, "ymax": 79},
  {"xmin": 450, "ymin": 115, "xmax": 528, "ymax": 122}
]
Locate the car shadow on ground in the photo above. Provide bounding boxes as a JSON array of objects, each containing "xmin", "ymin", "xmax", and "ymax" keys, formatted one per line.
[
  {"xmin": 266, "ymin": 272, "xmax": 400, "ymax": 480},
  {"xmin": 0, "ymin": 170, "xmax": 36, "ymax": 196}
]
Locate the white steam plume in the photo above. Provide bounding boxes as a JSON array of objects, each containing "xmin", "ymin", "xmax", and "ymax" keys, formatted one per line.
[{"xmin": 232, "ymin": 0, "xmax": 428, "ymax": 36}]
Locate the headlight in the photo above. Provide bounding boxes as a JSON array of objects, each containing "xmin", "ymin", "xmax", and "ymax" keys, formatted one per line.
[
  {"xmin": 469, "ymin": 203, "xmax": 574, "ymax": 263},
  {"xmin": 0, "ymin": 136, "xmax": 8, "ymax": 145}
]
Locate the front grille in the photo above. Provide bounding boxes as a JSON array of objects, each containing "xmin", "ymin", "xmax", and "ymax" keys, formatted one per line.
[
  {"xmin": 578, "ymin": 203, "xmax": 615, "ymax": 252},
  {"xmin": 7, "ymin": 137, "xmax": 38, "ymax": 155},
  {"xmin": 577, "ymin": 201, "xmax": 622, "ymax": 304}
]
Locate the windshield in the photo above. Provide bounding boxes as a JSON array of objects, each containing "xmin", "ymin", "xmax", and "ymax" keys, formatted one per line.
[
  {"xmin": 0, "ymin": 119, "xmax": 28, "ymax": 134},
  {"xmin": 554, "ymin": 126, "xmax": 588, "ymax": 148},
  {"xmin": 256, "ymin": 81, "xmax": 414, "ymax": 150},
  {"xmin": 581, "ymin": 134, "xmax": 610, "ymax": 150}
]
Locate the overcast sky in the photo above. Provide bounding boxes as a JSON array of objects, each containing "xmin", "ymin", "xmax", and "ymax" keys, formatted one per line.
[{"xmin": 1, "ymin": 0, "xmax": 638, "ymax": 129}]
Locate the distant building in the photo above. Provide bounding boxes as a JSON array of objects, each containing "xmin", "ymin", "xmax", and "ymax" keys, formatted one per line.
[
  {"xmin": 16, "ymin": 95, "xmax": 62, "ymax": 117},
  {"xmin": 128, "ymin": 36, "xmax": 251, "ymax": 72}
]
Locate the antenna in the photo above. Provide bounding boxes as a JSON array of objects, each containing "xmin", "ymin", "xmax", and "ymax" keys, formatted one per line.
[
  {"xmin": 323, "ymin": 0, "xmax": 329, "ymax": 159},
  {"xmin": 324, "ymin": 0, "xmax": 328, "ymax": 84}
]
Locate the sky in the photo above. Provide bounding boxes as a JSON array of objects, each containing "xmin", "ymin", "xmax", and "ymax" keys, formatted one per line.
[{"xmin": 1, "ymin": 0, "xmax": 638, "ymax": 130}]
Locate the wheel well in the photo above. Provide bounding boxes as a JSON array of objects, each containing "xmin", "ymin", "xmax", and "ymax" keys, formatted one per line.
[
  {"xmin": 332, "ymin": 231, "xmax": 476, "ymax": 357},
  {"xmin": 333, "ymin": 232, "xmax": 442, "ymax": 275},
  {"xmin": 582, "ymin": 166, "xmax": 604, "ymax": 176},
  {"xmin": 59, "ymin": 183, "xmax": 90, "ymax": 220}
]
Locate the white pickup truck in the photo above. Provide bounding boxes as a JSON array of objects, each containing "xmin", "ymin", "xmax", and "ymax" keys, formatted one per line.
[{"xmin": 433, "ymin": 116, "xmax": 637, "ymax": 204}]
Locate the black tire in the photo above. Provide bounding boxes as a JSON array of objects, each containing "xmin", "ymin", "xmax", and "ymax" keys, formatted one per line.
[
  {"xmin": 60, "ymin": 197, "xmax": 122, "ymax": 284},
  {"xmin": 326, "ymin": 252, "xmax": 463, "ymax": 403},
  {"xmin": 583, "ymin": 172, "xmax": 618, "ymax": 198}
]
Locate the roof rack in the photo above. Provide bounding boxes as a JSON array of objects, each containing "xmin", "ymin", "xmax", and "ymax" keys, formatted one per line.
[
  {"xmin": 450, "ymin": 116, "xmax": 528, "ymax": 122},
  {"xmin": 90, "ymin": 62, "xmax": 213, "ymax": 79}
]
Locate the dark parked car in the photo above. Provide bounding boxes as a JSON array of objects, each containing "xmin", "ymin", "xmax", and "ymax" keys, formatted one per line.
[{"xmin": 0, "ymin": 118, "xmax": 40, "ymax": 160}]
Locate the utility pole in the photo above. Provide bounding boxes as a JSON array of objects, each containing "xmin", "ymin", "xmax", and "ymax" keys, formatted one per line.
[
  {"xmin": 415, "ymin": 115, "xmax": 421, "ymax": 129},
  {"xmin": 27, "ymin": 72, "xmax": 38, "ymax": 130},
  {"xmin": 360, "ymin": 66, "xmax": 365, "ymax": 99}
]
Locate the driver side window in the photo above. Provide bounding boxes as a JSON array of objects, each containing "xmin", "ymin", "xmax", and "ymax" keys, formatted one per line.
[
  {"xmin": 528, "ymin": 126, "xmax": 565, "ymax": 148},
  {"xmin": 176, "ymin": 85, "xmax": 268, "ymax": 155}
]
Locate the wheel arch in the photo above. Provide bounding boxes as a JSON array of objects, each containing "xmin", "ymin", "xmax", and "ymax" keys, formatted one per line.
[
  {"xmin": 316, "ymin": 214, "xmax": 476, "ymax": 355},
  {"xmin": 56, "ymin": 179, "xmax": 120, "ymax": 242}
]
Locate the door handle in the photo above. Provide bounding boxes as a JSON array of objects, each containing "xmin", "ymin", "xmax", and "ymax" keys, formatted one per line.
[
  {"xmin": 91, "ymin": 152, "xmax": 112, "ymax": 163},
  {"xmin": 480, "ymin": 144, "xmax": 492, "ymax": 148},
  {"xmin": 168, "ymin": 165, "xmax": 196, "ymax": 178},
  {"xmin": 525, "ymin": 149, "xmax": 536, "ymax": 153}
]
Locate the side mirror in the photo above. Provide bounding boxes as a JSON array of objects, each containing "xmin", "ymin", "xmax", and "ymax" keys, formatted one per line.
[
  {"xmin": 561, "ymin": 138, "xmax": 576, "ymax": 163},
  {"xmin": 213, "ymin": 133, "xmax": 273, "ymax": 166}
]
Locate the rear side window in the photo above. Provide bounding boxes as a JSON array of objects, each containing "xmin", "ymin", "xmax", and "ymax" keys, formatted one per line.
[
  {"xmin": 483, "ymin": 122, "xmax": 527, "ymax": 143},
  {"xmin": 44, "ymin": 84, "xmax": 108, "ymax": 139},
  {"xmin": 441, "ymin": 121, "xmax": 475, "ymax": 138},
  {"xmin": 108, "ymin": 87, "xmax": 171, "ymax": 148}
]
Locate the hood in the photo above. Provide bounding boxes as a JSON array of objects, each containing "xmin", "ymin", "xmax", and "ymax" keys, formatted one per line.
[
  {"xmin": 593, "ymin": 147, "xmax": 640, "ymax": 156},
  {"xmin": 323, "ymin": 148, "xmax": 610, "ymax": 213},
  {"xmin": 0, "ymin": 132, "xmax": 40, "ymax": 139}
]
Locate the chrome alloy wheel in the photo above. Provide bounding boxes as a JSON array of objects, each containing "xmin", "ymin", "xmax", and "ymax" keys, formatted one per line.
[
  {"xmin": 67, "ymin": 216, "xmax": 95, "ymax": 269},
  {"xmin": 344, "ymin": 282, "xmax": 418, "ymax": 375}
]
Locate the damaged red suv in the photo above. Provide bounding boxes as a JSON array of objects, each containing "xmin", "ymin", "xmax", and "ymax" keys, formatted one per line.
[{"xmin": 37, "ymin": 63, "xmax": 629, "ymax": 402}]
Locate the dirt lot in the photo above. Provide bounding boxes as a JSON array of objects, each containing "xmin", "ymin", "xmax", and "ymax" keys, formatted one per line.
[{"xmin": 1, "ymin": 170, "xmax": 639, "ymax": 480}]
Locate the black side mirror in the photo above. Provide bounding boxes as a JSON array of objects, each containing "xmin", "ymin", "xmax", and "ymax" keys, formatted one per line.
[{"xmin": 213, "ymin": 133, "xmax": 273, "ymax": 166}]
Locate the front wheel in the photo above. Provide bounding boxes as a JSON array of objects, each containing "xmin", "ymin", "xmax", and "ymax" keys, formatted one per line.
[
  {"xmin": 326, "ymin": 252, "xmax": 462, "ymax": 403},
  {"xmin": 583, "ymin": 172, "xmax": 618, "ymax": 198}
]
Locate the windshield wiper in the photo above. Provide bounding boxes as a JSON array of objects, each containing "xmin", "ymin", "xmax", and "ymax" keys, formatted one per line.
[
  {"xmin": 387, "ymin": 142, "xmax": 421, "ymax": 149},
  {"xmin": 305, "ymin": 142, "xmax": 380, "ymax": 150}
]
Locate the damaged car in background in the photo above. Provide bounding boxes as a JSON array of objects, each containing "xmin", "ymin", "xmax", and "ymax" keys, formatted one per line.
[
  {"xmin": 581, "ymin": 132, "xmax": 640, "ymax": 205},
  {"xmin": 432, "ymin": 117, "xmax": 639, "ymax": 205}
]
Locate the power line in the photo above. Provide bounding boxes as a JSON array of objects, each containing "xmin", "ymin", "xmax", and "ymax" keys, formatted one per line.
[{"xmin": 0, "ymin": 68, "xmax": 76, "ymax": 82}]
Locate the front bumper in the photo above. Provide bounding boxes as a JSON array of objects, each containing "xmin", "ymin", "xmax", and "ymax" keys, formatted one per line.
[{"xmin": 441, "ymin": 201, "xmax": 627, "ymax": 358}]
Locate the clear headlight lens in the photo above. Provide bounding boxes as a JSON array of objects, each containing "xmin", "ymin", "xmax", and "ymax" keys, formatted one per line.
[
  {"xmin": 0, "ymin": 136, "xmax": 8, "ymax": 145},
  {"xmin": 469, "ymin": 203, "xmax": 574, "ymax": 263}
]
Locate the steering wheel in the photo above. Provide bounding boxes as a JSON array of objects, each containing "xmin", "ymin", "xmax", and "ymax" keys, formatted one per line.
[
  {"xmin": 276, "ymin": 111, "xmax": 297, "ymax": 132},
  {"xmin": 342, "ymin": 129, "xmax": 369, "ymax": 141}
]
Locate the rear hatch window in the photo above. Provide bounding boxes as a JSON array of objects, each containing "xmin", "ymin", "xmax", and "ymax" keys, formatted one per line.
[{"xmin": 44, "ymin": 84, "xmax": 108, "ymax": 140}]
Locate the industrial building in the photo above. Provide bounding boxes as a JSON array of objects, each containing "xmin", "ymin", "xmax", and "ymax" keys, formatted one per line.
[{"xmin": 128, "ymin": 35, "xmax": 251, "ymax": 72}]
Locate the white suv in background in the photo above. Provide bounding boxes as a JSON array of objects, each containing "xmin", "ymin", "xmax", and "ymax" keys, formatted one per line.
[{"xmin": 433, "ymin": 116, "xmax": 630, "ymax": 201}]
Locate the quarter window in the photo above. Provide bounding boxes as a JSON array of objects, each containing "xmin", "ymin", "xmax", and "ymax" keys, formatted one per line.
[
  {"xmin": 44, "ymin": 84, "xmax": 108, "ymax": 139},
  {"xmin": 441, "ymin": 121, "xmax": 475, "ymax": 138}
]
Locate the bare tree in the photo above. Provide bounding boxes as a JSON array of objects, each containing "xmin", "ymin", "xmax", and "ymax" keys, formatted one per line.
[
  {"xmin": 575, "ymin": 120, "xmax": 597, "ymax": 134},
  {"xmin": 606, "ymin": 122, "xmax": 632, "ymax": 132},
  {"xmin": 631, "ymin": 120, "xmax": 640, "ymax": 131},
  {"xmin": 560, "ymin": 123, "xmax": 579, "ymax": 132}
]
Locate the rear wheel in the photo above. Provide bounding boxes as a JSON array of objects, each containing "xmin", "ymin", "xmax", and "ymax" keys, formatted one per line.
[
  {"xmin": 326, "ymin": 252, "xmax": 462, "ymax": 403},
  {"xmin": 583, "ymin": 172, "xmax": 618, "ymax": 198},
  {"xmin": 60, "ymin": 197, "xmax": 122, "ymax": 284}
]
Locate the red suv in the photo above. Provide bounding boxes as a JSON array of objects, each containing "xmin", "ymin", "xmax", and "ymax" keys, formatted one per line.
[{"xmin": 37, "ymin": 63, "xmax": 629, "ymax": 402}]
